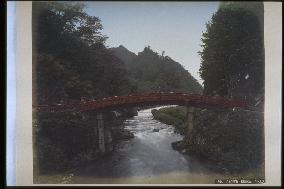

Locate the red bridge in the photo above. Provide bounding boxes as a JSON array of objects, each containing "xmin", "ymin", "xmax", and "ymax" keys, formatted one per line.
[{"xmin": 34, "ymin": 92, "xmax": 250, "ymax": 113}]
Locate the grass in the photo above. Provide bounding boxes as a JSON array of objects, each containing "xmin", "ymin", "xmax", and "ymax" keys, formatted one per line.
[{"xmin": 151, "ymin": 106, "xmax": 187, "ymax": 134}]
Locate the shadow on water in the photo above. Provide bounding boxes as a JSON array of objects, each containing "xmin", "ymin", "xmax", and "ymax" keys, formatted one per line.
[{"xmin": 74, "ymin": 140, "xmax": 212, "ymax": 178}]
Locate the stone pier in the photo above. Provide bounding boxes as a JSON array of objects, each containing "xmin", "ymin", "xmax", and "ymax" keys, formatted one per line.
[
  {"xmin": 185, "ymin": 106, "xmax": 195, "ymax": 137},
  {"xmin": 85, "ymin": 111, "xmax": 115, "ymax": 154},
  {"xmin": 96, "ymin": 113, "xmax": 105, "ymax": 153}
]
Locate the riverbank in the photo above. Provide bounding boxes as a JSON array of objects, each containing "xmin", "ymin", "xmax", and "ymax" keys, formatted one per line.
[
  {"xmin": 151, "ymin": 106, "xmax": 187, "ymax": 135},
  {"xmin": 187, "ymin": 108, "xmax": 264, "ymax": 173},
  {"xmin": 151, "ymin": 106, "xmax": 265, "ymax": 176},
  {"xmin": 33, "ymin": 108, "xmax": 136, "ymax": 180}
]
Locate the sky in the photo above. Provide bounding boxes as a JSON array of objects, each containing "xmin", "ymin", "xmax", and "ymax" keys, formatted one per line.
[{"xmin": 84, "ymin": 2, "xmax": 219, "ymax": 84}]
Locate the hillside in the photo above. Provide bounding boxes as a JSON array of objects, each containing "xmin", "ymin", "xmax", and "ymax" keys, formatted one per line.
[
  {"xmin": 111, "ymin": 46, "xmax": 203, "ymax": 94},
  {"xmin": 110, "ymin": 45, "xmax": 137, "ymax": 66}
]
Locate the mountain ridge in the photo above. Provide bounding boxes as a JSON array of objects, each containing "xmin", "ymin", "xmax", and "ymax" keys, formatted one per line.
[
  {"xmin": 110, "ymin": 45, "xmax": 203, "ymax": 94},
  {"xmin": 110, "ymin": 45, "xmax": 137, "ymax": 66}
]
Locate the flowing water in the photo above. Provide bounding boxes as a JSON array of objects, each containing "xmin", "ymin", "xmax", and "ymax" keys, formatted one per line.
[{"xmin": 73, "ymin": 107, "xmax": 220, "ymax": 184}]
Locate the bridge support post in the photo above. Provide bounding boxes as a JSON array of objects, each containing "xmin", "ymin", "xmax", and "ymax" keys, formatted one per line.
[
  {"xmin": 185, "ymin": 106, "xmax": 195, "ymax": 137},
  {"xmin": 97, "ymin": 113, "xmax": 105, "ymax": 153}
]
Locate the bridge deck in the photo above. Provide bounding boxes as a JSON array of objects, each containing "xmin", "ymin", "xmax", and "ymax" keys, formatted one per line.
[{"xmin": 33, "ymin": 92, "xmax": 250, "ymax": 113}]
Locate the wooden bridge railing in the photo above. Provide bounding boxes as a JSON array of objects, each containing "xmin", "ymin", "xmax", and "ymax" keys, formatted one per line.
[{"xmin": 33, "ymin": 92, "xmax": 250, "ymax": 113}]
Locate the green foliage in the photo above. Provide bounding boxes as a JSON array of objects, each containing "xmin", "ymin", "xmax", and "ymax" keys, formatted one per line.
[
  {"xmin": 154, "ymin": 106, "xmax": 187, "ymax": 121},
  {"xmin": 219, "ymin": 1, "xmax": 264, "ymax": 28},
  {"xmin": 33, "ymin": 2, "xmax": 106, "ymax": 48},
  {"xmin": 188, "ymin": 109, "xmax": 264, "ymax": 172},
  {"xmin": 199, "ymin": 7, "xmax": 264, "ymax": 105},
  {"xmin": 33, "ymin": 2, "xmax": 135, "ymax": 173},
  {"xmin": 112, "ymin": 46, "xmax": 203, "ymax": 94},
  {"xmin": 152, "ymin": 106, "xmax": 187, "ymax": 134},
  {"xmin": 33, "ymin": 2, "xmax": 134, "ymax": 104},
  {"xmin": 186, "ymin": 2, "xmax": 265, "ymax": 173},
  {"xmin": 36, "ymin": 112, "xmax": 96, "ymax": 172},
  {"xmin": 110, "ymin": 45, "xmax": 137, "ymax": 66},
  {"xmin": 152, "ymin": 109, "xmax": 182, "ymax": 126}
]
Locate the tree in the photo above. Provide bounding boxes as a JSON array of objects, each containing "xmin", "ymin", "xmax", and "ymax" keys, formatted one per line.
[
  {"xmin": 183, "ymin": 2, "xmax": 265, "ymax": 174},
  {"xmin": 33, "ymin": 2, "xmax": 135, "ymax": 172},
  {"xmin": 33, "ymin": 2, "xmax": 133, "ymax": 104},
  {"xmin": 33, "ymin": 2, "xmax": 107, "ymax": 49},
  {"xmin": 199, "ymin": 6, "xmax": 264, "ymax": 105}
]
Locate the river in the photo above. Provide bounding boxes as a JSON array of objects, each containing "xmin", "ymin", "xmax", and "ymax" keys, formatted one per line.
[{"xmin": 73, "ymin": 107, "xmax": 220, "ymax": 184}]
